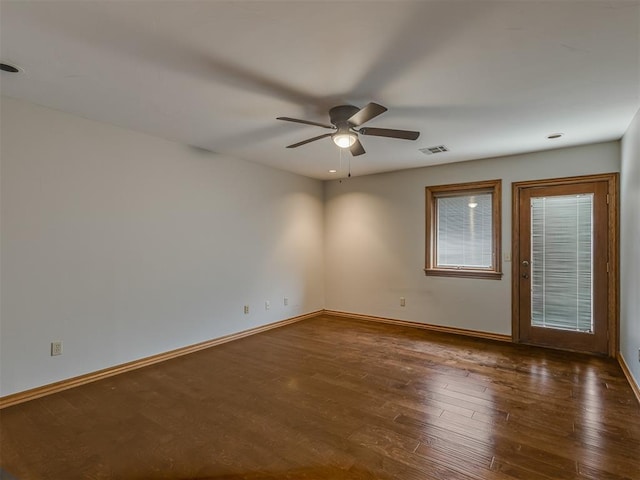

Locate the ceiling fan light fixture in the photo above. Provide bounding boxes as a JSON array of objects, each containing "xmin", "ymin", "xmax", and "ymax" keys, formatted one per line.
[{"xmin": 332, "ymin": 131, "xmax": 357, "ymax": 148}]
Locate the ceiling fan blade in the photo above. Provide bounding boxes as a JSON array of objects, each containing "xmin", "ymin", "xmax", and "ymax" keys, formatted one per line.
[
  {"xmin": 350, "ymin": 138, "xmax": 366, "ymax": 156},
  {"xmin": 286, "ymin": 133, "xmax": 333, "ymax": 148},
  {"xmin": 347, "ymin": 102, "xmax": 388, "ymax": 126},
  {"xmin": 277, "ymin": 117, "xmax": 334, "ymax": 129},
  {"xmin": 359, "ymin": 127, "xmax": 420, "ymax": 140}
]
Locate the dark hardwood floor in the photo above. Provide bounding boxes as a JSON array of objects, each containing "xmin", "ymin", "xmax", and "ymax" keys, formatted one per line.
[{"xmin": 1, "ymin": 314, "xmax": 639, "ymax": 479}]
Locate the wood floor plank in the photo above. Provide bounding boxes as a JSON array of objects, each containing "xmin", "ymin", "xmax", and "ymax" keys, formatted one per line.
[{"xmin": 1, "ymin": 315, "xmax": 639, "ymax": 479}]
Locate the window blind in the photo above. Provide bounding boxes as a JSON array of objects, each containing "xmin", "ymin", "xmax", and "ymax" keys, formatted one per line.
[
  {"xmin": 436, "ymin": 193, "xmax": 493, "ymax": 268},
  {"xmin": 530, "ymin": 194, "xmax": 593, "ymax": 332}
]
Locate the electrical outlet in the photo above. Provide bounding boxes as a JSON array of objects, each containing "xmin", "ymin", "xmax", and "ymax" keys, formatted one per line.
[
  {"xmin": 400, "ymin": 297, "xmax": 406, "ymax": 307},
  {"xmin": 284, "ymin": 297, "xmax": 289, "ymax": 306},
  {"xmin": 51, "ymin": 341, "xmax": 63, "ymax": 356},
  {"xmin": 265, "ymin": 300, "xmax": 270, "ymax": 310},
  {"xmin": 244, "ymin": 305, "xmax": 249, "ymax": 314}
]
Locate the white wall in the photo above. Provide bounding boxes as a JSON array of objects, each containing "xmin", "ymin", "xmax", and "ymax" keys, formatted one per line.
[
  {"xmin": 324, "ymin": 143, "xmax": 620, "ymax": 335},
  {"xmin": 0, "ymin": 96, "xmax": 324, "ymax": 397},
  {"xmin": 620, "ymin": 108, "xmax": 640, "ymax": 390}
]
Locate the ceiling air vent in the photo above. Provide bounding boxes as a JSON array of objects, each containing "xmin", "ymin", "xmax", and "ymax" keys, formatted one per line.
[{"xmin": 420, "ymin": 145, "xmax": 449, "ymax": 155}]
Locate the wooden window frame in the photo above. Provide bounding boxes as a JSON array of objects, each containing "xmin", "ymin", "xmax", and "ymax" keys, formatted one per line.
[{"xmin": 425, "ymin": 179, "xmax": 502, "ymax": 280}]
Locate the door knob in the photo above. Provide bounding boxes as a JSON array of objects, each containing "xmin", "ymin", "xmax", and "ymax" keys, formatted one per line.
[{"xmin": 522, "ymin": 260, "xmax": 530, "ymax": 267}]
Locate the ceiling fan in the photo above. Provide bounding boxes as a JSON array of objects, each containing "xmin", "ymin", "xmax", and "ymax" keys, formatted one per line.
[{"xmin": 277, "ymin": 102, "xmax": 420, "ymax": 156}]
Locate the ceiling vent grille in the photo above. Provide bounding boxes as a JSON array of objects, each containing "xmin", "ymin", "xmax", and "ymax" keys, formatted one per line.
[{"xmin": 420, "ymin": 145, "xmax": 449, "ymax": 155}]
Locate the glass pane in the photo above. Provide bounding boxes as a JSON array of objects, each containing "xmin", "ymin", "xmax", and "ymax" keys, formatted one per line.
[
  {"xmin": 530, "ymin": 194, "xmax": 593, "ymax": 332},
  {"xmin": 436, "ymin": 193, "xmax": 493, "ymax": 268}
]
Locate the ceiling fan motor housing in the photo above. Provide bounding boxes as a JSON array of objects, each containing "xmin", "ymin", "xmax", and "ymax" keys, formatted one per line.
[{"xmin": 329, "ymin": 105, "xmax": 360, "ymax": 129}]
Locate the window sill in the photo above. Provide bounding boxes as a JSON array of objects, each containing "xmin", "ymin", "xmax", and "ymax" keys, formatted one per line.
[{"xmin": 424, "ymin": 268, "xmax": 503, "ymax": 280}]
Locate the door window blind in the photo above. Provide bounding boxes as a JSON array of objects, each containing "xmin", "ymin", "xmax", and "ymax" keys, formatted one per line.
[{"xmin": 530, "ymin": 194, "xmax": 593, "ymax": 332}]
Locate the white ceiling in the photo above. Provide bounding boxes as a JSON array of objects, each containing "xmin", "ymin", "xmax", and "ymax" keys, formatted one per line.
[{"xmin": 1, "ymin": 1, "xmax": 639, "ymax": 180}]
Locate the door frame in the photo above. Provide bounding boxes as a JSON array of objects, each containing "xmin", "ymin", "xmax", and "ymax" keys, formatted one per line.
[{"xmin": 511, "ymin": 173, "xmax": 619, "ymax": 357}]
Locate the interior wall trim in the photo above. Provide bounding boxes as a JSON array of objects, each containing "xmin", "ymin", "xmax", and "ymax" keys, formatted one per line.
[
  {"xmin": 10, "ymin": 309, "xmax": 635, "ymax": 410},
  {"xmin": 323, "ymin": 310, "xmax": 512, "ymax": 343},
  {"xmin": 0, "ymin": 310, "xmax": 323, "ymax": 409},
  {"xmin": 618, "ymin": 352, "xmax": 640, "ymax": 406}
]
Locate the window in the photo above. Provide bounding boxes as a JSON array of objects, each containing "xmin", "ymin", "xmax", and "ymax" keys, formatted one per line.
[{"xmin": 425, "ymin": 179, "xmax": 502, "ymax": 279}]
